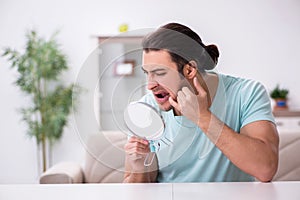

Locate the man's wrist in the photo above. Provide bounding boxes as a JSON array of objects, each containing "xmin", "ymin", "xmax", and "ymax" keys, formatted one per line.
[
  {"xmin": 198, "ymin": 111, "xmax": 225, "ymax": 144},
  {"xmin": 198, "ymin": 110, "xmax": 212, "ymax": 132}
]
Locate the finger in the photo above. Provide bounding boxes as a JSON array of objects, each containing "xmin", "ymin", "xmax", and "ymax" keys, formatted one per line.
[
  {"xmin": 181, "ymin": 87, "xmax": 194, "ymax": 100},
  {"xmin": 168, "ymin": 96, "xmax": 180, "ymax": 111},
  {"xmin": 128, "ymin": 136, "xmax": 148, "ymax": 145},
  {"xmin": 128, "ymin": 153, "xmax": 143, "ymax": 161},
  {"xmin": 126, "ymin": 147, "xmax": 149, "ymax": 155},
  {"xmin": 125, "ymin": 140, "xmax": 149, "ymax": 150},
  {"xmin": 125, "ymin": 143, "xmax": 149, "ymax": 154},
  {"xmin": 193, "ymin": 77, "xmax": 206, "ymax": 96},
  {"xmin": 177, "ymin": 90, "xmax": 186, "ymax": 100},
  {"xmin": 177, "ymin": 91, "xmax": 185, "ymax": 107},
  {"xmin": 182, "ymin": 87, "xmax": 193, "ymax": 96}
]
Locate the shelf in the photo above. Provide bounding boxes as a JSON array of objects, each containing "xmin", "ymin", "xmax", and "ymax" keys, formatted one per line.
[
  {"xmin": 98, "ymin": 35, "xmax": 144, "ymax": 44},
  {"xmin": 96, "ymin": 34, "xmax": 147, "ymax": 130},
  {"xmin": 273, "ymin": 110, "xmax": 300, "ymax": 117}
]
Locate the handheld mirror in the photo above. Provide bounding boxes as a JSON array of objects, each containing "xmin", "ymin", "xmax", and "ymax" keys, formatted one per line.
[{"xmin": 124, "ymin": 102, "xmax": 165, "ymax": 166}]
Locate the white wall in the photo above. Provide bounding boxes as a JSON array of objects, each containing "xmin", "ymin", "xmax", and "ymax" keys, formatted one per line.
[{"xmin": 0, "ymin": 0, "xmax": 299, "ymax": 183}]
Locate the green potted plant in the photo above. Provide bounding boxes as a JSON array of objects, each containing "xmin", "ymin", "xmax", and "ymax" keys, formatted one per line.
[
  {"xmin": 2, "ymin": 30, "xmax": 79, "ymax": 172},
  {"xmin": 270, "ymin": 85, "xmax": 289, "ymax": 110}
]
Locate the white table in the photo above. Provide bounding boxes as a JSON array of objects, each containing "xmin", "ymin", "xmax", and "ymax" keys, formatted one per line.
[
  {"xmin": 0, "ymin": 181, "xmax": 299, "ymax": 200},
  {"xmin": 173, "ymin": 182, "xmax": 300, "ymax": 200}
]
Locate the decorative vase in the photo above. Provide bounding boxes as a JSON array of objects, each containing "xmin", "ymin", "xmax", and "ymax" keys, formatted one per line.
[{"xmin": 274, "ymin": 98, "xmax": 288, "ymax": 110}]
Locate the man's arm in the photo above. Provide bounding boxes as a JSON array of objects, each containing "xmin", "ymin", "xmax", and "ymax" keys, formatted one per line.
[
  {"xmin": 170, "ymin": 77, "xmax": 279, "ymax": 182},
  {"xmin": 199, "ymin": 112, "xmax": 279, "ymax": 182},
  {"xmin": 123, "ymin": 137, "xmax": 158, "ymax": 183}
]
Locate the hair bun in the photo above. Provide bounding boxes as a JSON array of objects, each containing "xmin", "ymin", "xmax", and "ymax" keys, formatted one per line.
[
  {"xmin": 204, "ymin": 44, "xmax": 219, "ymax": 70},
  {"xmin": 205, "ymin": 44, "xmax": 219, "ymax": 66}
]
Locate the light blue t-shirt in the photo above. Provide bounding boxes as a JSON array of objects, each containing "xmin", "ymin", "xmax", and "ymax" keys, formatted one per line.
[{"xmin": 139, "ymin": 73, "xmax": 275, "ymax": 182}]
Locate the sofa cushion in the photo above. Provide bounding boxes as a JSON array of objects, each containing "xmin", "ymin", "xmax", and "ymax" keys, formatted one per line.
[{"xmin": 83, "ymin": 131, "xmax": 127, "ymax": 183}]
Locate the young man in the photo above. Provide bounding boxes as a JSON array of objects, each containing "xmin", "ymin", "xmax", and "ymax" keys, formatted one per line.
[{"xmin": 123, "ymin": 23, "xmax": 279, "ymax": 183}]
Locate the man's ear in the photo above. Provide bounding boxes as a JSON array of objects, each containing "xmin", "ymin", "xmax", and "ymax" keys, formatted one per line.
[{"xmin": 183, "ymin": 60, "xmax": 197, "ymax": 79}]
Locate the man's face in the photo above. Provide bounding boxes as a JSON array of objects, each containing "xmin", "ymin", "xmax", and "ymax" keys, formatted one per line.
[{"xmin": 142, "ymin": 50, "xmax": 186, "ymax": 111}]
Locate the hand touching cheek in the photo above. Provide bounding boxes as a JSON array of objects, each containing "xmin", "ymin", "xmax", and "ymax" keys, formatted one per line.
[{"xmin": 169, "ymin": 77, "xmax": 210, "ymax": 125}]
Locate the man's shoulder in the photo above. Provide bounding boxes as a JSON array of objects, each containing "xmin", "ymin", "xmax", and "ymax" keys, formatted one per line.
[{"xmin": 219, "ymin": 73, "xmax": 265, "ymax": 94}]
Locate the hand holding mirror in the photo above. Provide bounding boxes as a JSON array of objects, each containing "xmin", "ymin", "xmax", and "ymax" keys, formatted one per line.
[{"xmin": 124, "ymin": 102, "xmax": 165, "ymax": 166}]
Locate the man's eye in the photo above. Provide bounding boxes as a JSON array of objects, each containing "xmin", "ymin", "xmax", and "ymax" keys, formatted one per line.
[{"xmin": 155, "ymin": 72, "xmax": 166, "ymax": 76}]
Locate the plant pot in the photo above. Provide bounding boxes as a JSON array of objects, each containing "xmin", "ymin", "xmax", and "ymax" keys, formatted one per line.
[{"xmin": 274, "ymin": 98, "xmax": 288, "ymax": 110}]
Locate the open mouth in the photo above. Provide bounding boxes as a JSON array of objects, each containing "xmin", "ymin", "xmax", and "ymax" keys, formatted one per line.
[{"xmin": 154, "ymin": 92, "xmax": 170, "ymax": 103}]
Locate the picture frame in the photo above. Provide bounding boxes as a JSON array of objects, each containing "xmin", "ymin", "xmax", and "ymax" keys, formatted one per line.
[{"xmin": 114, "ymin": 60, "xmax": 135, "ymax": 76}]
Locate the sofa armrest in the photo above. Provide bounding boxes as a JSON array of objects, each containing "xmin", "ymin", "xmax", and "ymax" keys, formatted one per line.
[
  {"xmin": 40, "ymin": 162, "xmax": 84, "ymax": 184},
  {"xmin": 273, "ymin": 132, "xmax": 300, "ymax": 181}
]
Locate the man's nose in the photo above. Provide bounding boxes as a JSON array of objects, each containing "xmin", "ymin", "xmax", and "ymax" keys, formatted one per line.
[{"xmin": 147, "ymin": 76, "xmax": 158, "ymax": 90}]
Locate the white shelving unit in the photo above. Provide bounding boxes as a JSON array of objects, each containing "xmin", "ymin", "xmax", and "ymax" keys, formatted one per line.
[
  {"xmin": 273, "ymin": 110, "xmax": 300, "ymax": 133},
  {"xmin": 97, "ymin": 35, "xmax": 147, "ymax": 131}
]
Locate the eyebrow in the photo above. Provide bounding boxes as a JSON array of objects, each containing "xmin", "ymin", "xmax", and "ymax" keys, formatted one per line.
[{"xmin": 141, "ymin": 66, "xmax": 167, "ymax": 73}]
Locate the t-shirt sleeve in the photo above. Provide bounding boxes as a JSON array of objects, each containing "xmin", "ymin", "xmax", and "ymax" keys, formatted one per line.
[{"xmin": 240, "ymin": 80, "xmax": 275, "ymax": 128}]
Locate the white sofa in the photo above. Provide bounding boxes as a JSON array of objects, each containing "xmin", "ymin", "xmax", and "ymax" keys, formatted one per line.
[
  {"xmin": 40, "ymin": 131, "xmax": 127, "ymax": 183},
  {"xmin": 40, "ymin": 130, "xmax": 300, "ymax": 183},
  {"xmin": 273, "ymin": 132, "xmax": 300, "ymax": 181}
]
